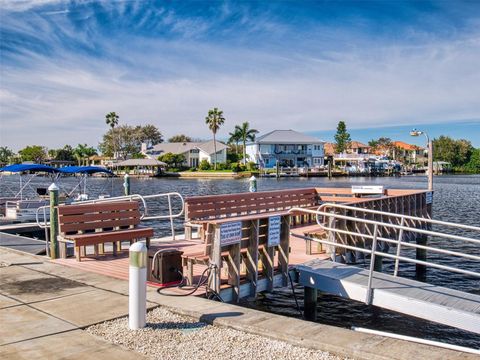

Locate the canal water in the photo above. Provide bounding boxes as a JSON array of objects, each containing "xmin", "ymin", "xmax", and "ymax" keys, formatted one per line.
[{"xmin": 1, "ymin": 174, "xmax": 479, "ymax": 347}]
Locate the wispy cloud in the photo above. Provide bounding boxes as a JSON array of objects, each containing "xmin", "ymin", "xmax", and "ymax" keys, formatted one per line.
[{"xmin": 1, "ymin": 1, "xmax": 479, "ymax": 150}]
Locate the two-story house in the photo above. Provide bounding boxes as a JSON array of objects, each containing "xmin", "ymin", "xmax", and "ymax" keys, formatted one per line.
[{"xmin": 245, "ymin": 130, "xmax": 325, "ymax": 168}]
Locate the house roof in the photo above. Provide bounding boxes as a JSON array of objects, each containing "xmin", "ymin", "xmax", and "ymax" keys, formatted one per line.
[
  {"xmin": 349, "ymin": 141, "xmax": 370, "ymax": 149},
  {"xmin": 324, "ymin": 142, "xmax": 336, "ymax": 156},
  {"xmin": 89, "ymin": 155, "xmax": 112, "ymax": 160},
  {"xmin": 149, "ymin": 140, "xmax": 228, "ymax": 155},
  {"xmin": 196, "ymin": 140, "xmax": 229, "ymax": 154},
  {"xmin": 254, "ymin": 130, "xmax": 324, "ymax": 144},
  {"xmin": 116, "ymin": 158, "xmax": 166, "ymax": 167},
  {"xmin": 392, "ymin": 141, "xmax": 424, "ymax": 151}
]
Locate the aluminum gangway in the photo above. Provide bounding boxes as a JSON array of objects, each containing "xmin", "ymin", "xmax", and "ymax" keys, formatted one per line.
[{"xmin": 289, "ymin": 204, "xmax": 480, "ymax": 334}]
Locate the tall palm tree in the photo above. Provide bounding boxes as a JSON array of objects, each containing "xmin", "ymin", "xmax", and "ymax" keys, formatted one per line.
[
  {"xmin": 228, "ymin": 129, "xmax": 241, "ymax": 154},
  {"xmin": 235, "ymin": 121, "xmax": 258, "ymax": 165},
  {"xmin": 105, "ymin": 112, "xmax": 119, "ymax": 159},
  {"xmin": 205, "ymin": 108, "xmax": 225, "ymax": 170}
]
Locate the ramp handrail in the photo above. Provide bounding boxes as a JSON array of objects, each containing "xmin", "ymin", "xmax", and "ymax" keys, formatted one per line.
[
  {"xmin": 288, "ymin": 205, "xmax": 480, "ymax": 305},
  {"xmin": 36, "ymin": 192, "xmax": 185, "ymax": 240}
]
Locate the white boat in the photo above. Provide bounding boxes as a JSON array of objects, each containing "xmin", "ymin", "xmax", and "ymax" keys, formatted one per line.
[{"xmin": 0, "ymin": 164, "xmax": 113, "ymax": 223}]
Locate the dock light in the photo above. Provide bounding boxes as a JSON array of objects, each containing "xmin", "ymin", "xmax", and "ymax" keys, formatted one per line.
[
  {"xmin": 410, "ymin": 129, "xmax": 422, "ymax": 137},
  {"xmin": 409, "ymin": 128, "xmax": 433, "ymax": 191}
]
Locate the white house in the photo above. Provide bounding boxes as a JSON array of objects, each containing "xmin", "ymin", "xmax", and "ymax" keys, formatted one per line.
[
  {"xmin": 245, "ymin": 130, "xmax": 325, "ymax": 168},
  {"xmin": 142, "ymin": 140, "xmax": 228, "ymax": 168}
]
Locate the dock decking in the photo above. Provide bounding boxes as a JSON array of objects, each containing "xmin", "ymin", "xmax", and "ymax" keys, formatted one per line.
[
  {"xmin": 52, "ymin": 233, "xmax": 329, "ymax": 293},
  {"xmin": 296, "ymin": 258, "xmax": 480, "ymax": 334}
]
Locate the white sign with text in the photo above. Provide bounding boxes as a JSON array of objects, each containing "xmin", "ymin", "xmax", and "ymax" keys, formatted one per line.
[
  {"xmin": 268, "ymin": 216, "xmax": 281, "ymax": 247},
  {"xmin": 220, "ymin": 221, "xmax": 242, "ymax": 246}
]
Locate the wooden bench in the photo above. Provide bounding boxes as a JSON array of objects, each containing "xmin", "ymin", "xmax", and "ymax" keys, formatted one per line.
[
  {"xmin": 57, "ymin": 201, "xmax": 154, "ymax": 261},
  {"xmin": 184, "ymin": 187, "xmax": 320, "ymax": 240},
  {"xmin": 181, "ymin": 188, "xmax": 320, "ymax": 288}
]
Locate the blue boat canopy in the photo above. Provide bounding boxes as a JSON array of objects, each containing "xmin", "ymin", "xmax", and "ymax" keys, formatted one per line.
[
  {"xmin": 0, "ymin": 164, "xmax": 60, "ymax": 173},
  {"xmin": 0, "ymin": 164, "xmax": 113, "ymax": 175},
  {"xmin": 57, "ymin": 166, "xmax": 114, "ymax": 175}
]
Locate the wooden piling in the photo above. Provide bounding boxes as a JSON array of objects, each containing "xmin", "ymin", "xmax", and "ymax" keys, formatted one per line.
[{"xmin": 304, "ymin": 286, "xmax": 318, "ymax": 321}]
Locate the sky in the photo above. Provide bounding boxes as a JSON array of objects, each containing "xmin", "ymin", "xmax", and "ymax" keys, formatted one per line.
[{"xmin": 1, "ymin": 0, "xmax": 479, "ymax": 151}]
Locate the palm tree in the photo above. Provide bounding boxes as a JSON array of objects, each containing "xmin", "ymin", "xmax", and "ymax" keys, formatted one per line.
[
  {"xmin": 205, "ymin": 108, "xmax": 225, "ymax": 170},
  {"xmin": 105, "ymin": 112, "xmax": 119, "ymax": 159},
  {"xmin": 73, "ymin": 144, "xmax": 98, "ymax": 165},
  {"xmin": 228, "ymin": 129, "xmax": 241, "ymax": 154},
  {"xmin": 235, "ymin": 121, "xmax": 258, "ymax": 165}
]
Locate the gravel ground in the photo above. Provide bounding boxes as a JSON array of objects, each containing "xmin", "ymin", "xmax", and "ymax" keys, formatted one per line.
[{"xmin": 87, "ymin": 307, "xmax": 345, "ymax": 360}]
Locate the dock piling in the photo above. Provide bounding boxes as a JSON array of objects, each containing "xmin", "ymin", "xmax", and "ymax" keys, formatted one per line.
[
  {"xmin": 304, "ymin": 286, "xmax": 318, "ymax": 321},
  {"xmin": 124, "ymin": 173, "xmax": 131, "ymax": 196},
  {"xmin": 48, "ymin": 183, "xmax": 59, "ymax": 259},
  {"xmin": 327, "ymin": 157, "xmax": 332, "ymax": 180}
]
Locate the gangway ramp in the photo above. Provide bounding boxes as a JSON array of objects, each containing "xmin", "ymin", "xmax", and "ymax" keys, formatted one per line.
[{"xmin": 296, "ymin": 258, "xmax": 480, "ymax": 334}]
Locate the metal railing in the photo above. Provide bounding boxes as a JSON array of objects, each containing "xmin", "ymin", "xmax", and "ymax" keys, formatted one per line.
[
  {"xmin": 36, "ymin": 192, "xmax": 185, "ymax": 241},
  {"xmin": 288, "ymin": 204, "xmax": 480, "ymax": 305}
]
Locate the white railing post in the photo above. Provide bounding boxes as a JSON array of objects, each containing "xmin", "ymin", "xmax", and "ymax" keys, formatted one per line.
[
  {"xmin": 366, "ymin": 224, "xmax": 378, "ymax": 305},
  {"xmin": 43, "ymin": 206, "xmax": 50, "ymax": 257},
  {"xmin": 167, "ymin": 194, "xmax": 175, "ymax": 240},
  {"xmin": 129, "ymin": 242, "xmax": 147, "ymax": 330},
  {"xmin": 394, "ymin": 217, "xmax": 405, "ymax": 277}
]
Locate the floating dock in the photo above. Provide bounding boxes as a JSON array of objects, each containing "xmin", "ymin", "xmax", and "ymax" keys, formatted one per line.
[{"xmin": 296, "ymin": 259, "xmax": 480, "ymax": 334}]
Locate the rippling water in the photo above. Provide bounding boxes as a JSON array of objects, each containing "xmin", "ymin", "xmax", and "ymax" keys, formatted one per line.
[{"xmin": 1, "ymin": 174, "xmax": 479, "ymax": 347}]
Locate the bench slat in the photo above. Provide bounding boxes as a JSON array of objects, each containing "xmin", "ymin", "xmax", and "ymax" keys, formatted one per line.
[
  {"xmin": 62, "ymin": 227, "xmax": 153, "ymax": 247},
  {"xmin": 185, "ymin": 187, "xmax": 316, "ymax": 204},
  {"xmin": 59, "ymin": 209, "xmax": 140, "ymax": 224},
  {"xmin": 60, "ymin": 217, "xmax": 141, "ymax": 233},
  {"xmin": 58, "ymin": 201, "xmax": 138, "ymax": 215}
]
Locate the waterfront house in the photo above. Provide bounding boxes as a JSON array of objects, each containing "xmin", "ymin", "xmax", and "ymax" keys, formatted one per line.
[
  {"xmin": 390, "ymin": 141, "xmax": 427, "ymax": 165},
  {"xmin": 323, "ymin": 141, "xmax": 376, "ymax": 173},
  {"xmin": 245, "ymin": 130, "xmax": 325, "ymax": 168},
  {"xmin": 348, "ymin": 141, "xmax": 371, "ymax": 155},
  {"xmin": 142, "ymin": 140, "xmax": 228, "ymax": 168},
  {"xmin": 324, "ymin": 141, "xmax": 371, "ymax": 156}
]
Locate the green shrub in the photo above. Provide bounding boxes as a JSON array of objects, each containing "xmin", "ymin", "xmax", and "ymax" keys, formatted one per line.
[
  {"xmin": 199, "ymin": 159, "xmax": 211, "ymax": 171},
  {"xmin": 230, "ymin": 162, "xmax": 240, "ymax": 172},
  {"xmin": 246, "ymin": 161, "xmax": 257, "ymax": 171}
]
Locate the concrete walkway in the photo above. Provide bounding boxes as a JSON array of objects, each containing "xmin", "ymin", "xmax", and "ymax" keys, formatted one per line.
[
  {"xmin": 0, "ymin": 247, "xmax": 476, "ymax": 360},
  {"xmin": 0, "ymin": 248, "xmax": 151, "ymax": 359}
]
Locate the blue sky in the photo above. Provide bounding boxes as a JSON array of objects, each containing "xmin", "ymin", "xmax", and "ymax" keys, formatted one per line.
[{"xmin": 1, "ymin": 0, "xmax": 479, "ymax": 150}]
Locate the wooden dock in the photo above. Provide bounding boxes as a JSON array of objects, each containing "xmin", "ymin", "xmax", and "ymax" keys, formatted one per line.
[
  {"xmin": 296, "ymin": 258, "xmax": 480, "ymax": 334},
  {"xmin": 53, "ymin": 234, "xmax": 329, "ymax": 295}
]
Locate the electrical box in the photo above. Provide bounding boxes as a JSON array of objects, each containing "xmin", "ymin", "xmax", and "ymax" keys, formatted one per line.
[{"xmin": 147, "ymin": 249, "xmax": 183, "ymax": 286}]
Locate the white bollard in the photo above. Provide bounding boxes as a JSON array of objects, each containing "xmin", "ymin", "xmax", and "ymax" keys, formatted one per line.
[{"xmin": 129, "ymin": 242, "xmax": 147, "ymax": 329}]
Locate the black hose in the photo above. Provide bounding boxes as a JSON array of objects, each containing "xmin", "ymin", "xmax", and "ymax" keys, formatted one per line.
[
  {"xmin": 157, "ymin": 264, "xmax": 223, "ymax": 301},
  {"xmin": 288, "ymin": 271, "xmax": 303, "ymax": 317}
]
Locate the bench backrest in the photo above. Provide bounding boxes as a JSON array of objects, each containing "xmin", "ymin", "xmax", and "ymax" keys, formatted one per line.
[
  {"xmin": 185, "ymin": 188, "xmax": 318, "ymax": 221},
  {"xmin": 58, "ymin": 201, "xmax": 141, "ymax": 235}
]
